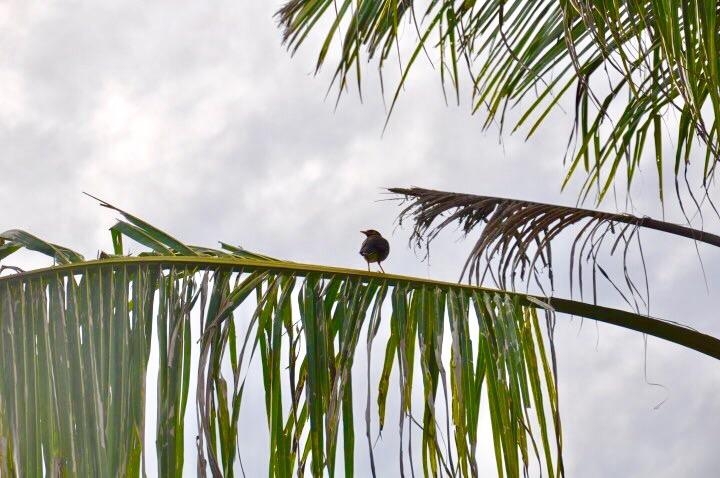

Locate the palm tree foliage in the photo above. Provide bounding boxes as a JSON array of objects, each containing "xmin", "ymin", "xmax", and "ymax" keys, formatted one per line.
[
  {"xmin": 0, "ymin": 201, "xmax": 565, "ymax": 477},
  {"xmin": 276, "ymin": 0, "xmax": 720, "ymax": 202},
  {"xmin": 1, "ymin": 202, "xmax": 717, "ymax": 476},
  {"xmin": 391, "ymin": 186, "xmax": 720, "ymax": 309}
]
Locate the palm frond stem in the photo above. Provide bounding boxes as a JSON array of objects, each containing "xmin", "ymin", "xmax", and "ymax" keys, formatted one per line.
[{"xmin": 2, "ymin": 255, "xmax": 717, "ymax": 361}]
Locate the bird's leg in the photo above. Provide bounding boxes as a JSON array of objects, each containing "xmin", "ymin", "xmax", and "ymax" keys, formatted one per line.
[
  {"xmin": 367, "ymin": 262, "xmax": 370, "ymax": 272},
  {"xmin": 378, "ymin": 262, "xmax": 385, "ymax": 274}
]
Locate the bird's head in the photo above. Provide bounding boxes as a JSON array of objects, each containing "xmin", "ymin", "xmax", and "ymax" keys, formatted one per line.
[{"xmin": 361, "ymin": 229, "xmax": 382, "ymax": 237}]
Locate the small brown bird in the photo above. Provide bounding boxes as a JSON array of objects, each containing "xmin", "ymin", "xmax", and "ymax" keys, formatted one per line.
[{"xmin": 359, "ymin": 229, "xmax": 390, "ymax": 273}]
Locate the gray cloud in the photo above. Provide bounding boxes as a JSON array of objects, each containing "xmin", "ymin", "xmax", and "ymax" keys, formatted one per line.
[{"xmin": 1, "ymin": 1, "xmax": 719, "ymax": 475}]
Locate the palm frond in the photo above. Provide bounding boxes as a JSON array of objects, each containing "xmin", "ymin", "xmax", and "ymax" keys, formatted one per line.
[
  {"xmin": 391, "ymin": 186, "xmax": 720, "ymax": 309},
  {"xmin": 276, "ymin": 1, "xmax": 720, "ymax": 201},
  {"xmin": 1, "ymin": 203, "xmax": 719, "ymax": 476}
]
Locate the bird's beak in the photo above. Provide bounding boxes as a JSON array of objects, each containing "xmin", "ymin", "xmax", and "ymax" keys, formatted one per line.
[{"xmin": 360, "ymin": 230, "xmax": 367, "ymax": 235}]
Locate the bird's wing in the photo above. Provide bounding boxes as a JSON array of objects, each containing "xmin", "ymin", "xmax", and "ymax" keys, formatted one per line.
[
  {"xmin": 360, "ymin": 236, "xmax": 390, "ymax": 258},
  {"xmin": 359, "ymin": 238, "xmax": 372, "ymax": 255},
  {"xmin": 376, "ymin": 237, "xmax": 390, "ymax": 260},
  {"xmin": 379, "ymin": 237, "xmax": 389, "ymax": 253}
]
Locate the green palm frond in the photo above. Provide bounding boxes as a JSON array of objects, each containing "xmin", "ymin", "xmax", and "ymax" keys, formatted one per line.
[
  {"xmin": 1, "ymin": 203, "xmax": 718, "ymax": 476},
  {"xmin": 276, "ymin": 1, "xmax": 720, "ymax": 202}
]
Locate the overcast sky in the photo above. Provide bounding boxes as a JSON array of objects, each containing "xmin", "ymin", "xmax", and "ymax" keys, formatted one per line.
[{"xmin": 1, "ymin": 2, "xmax": 719, "ymax": 476}]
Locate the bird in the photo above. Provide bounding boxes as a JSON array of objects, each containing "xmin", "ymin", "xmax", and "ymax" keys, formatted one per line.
[{"xmin": 359, "ymin": 229, "xmax": 390, "ymax": 273}]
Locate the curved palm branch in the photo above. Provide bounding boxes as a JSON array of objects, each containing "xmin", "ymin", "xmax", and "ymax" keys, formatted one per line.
[
  {"xmin": 276, "ymin": 1, "xmax": 720, "ymax": 201},
  {"xmin": 1, "ymin": 201, "xmax": 718, "ymax": 476},
  {"xmin": 391, "ymin": 186, "xmax": 720, "ymax": 310}
]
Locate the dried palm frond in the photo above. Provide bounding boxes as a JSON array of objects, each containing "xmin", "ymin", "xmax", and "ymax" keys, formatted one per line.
[{"xmin": 391, "ymin": 187, "xmax": 720, "ymax": 309}]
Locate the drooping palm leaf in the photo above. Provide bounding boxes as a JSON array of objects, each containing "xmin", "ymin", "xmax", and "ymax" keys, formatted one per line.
[
  {"xmin": 391, "ymin": 186, "xmax": 720, "ymax": 309},
  {"xmin": 276, "ymin": 1, "xmax": 720, "ymax": 201},
  {"xmin": 1, "ymin": 204, "xmax": 719, "ymax": 477}
]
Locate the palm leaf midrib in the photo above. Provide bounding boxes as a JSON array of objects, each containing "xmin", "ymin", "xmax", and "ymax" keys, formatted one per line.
[{"xmin": 3, "ymin": 254, "xmax": 717, "ymax": 360}]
